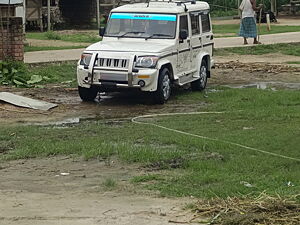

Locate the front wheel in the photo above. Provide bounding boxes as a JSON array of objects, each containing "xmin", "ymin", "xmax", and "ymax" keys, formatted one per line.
[
  {"xmin": 78, "ymin": 86, "xmax": 98, "ymax": 102},
  {"xmin": 153, "ymin": 68, "xmax": 171, "ymax": 104},
  {"xmin": 191, "ymin": 60, "xmax": 208, "ymax": 91}
]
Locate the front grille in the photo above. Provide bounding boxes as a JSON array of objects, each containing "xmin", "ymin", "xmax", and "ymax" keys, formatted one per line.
[{"xmin": 98, "ymin": 58, "xmax": 128, "ymax": 69}]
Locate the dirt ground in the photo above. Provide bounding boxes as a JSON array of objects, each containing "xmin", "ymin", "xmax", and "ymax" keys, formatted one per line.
[
  {"xmin": 0, "ymin": 157, "xmax": 198, "ymax": 225},
  {"xmin": 1, "ymin": 55, "xmax": 300, "ymax": 225}
]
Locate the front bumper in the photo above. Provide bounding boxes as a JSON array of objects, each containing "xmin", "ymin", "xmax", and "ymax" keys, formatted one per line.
[{"xmin": 77, "ymin": 52, "xmax": 159, "ymax": 92}]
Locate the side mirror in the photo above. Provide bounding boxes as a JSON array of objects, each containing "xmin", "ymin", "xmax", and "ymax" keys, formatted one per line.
[
  {"xmin": 179, "ymin": 29, "xmax": 188, "ymax": 41},
  {"xmin": 99, "ymin": 27, "xmax": 106, "ymax": 37}
]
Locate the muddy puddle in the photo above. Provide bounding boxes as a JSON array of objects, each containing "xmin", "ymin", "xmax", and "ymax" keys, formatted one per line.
[
  {"xmin": 0, "ymin": 82, "xmax": 298, "ymax": 126},
  {"xmin": 224, "ymin": 81, "xmax": 300, "ymax": 90}
]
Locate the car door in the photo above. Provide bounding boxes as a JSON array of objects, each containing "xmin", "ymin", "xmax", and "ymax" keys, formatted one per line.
[
  {"xmin": 189, "ymin": 11, "xmax": 201, "ymax": 73},
  {"xmin": 200, "ymin": 11, "xmax": 213, "ymax": 56},
  {"xmin": 177, "ymin": 14, "xmax": 191, "ymax": 75}
]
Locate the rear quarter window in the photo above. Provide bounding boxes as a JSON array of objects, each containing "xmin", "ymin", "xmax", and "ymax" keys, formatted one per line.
[
  {"xmin": 190, "ymin": 13, "xmax": 200, "ymax": 35},
  {"xmin": 201, "ymin": 13, "xmax": 211, "ymax": 33}
]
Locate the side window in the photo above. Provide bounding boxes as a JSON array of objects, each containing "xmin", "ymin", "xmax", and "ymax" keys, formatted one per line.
[
  {"xmin": 190, "ymin": 13, "xmax": 200, "ymax": 35},
  {"xmin": 201, "ymin": 13, "xmax": 211, "ymax": 33},
  {"xmin": 179, "ymin": 15, "xmax": 188, "ymax": 32}
]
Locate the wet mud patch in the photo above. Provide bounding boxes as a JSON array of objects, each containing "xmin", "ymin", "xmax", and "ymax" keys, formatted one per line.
[
  {"xmin": 0, "ymin": 85, "xmax": 208, "ymax": 125},
  {"xmin": 145, "ymin": 152, "xmax": 225, "ymax": 171},
  {"xmin": 146, "ymin": 157, "xmax": 186, "ymax": 171},
  {"xmin": 1, "ymin": 60, "xmax": 300, "ymax": 125}
]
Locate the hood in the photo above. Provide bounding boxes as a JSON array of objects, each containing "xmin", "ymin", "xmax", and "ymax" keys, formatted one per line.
[{"xmin": 86, "ymin": 40, "xmax": 174, "ymax": 54}]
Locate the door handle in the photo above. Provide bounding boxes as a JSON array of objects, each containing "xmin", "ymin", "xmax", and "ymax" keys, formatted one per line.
[{"xmin": 206, "ymin": 35, "xmax": 210, "ymax": 38}]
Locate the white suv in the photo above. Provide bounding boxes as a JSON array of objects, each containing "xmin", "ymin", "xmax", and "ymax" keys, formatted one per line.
[{"xmin": 77, "ymin": 0, "xmax": 214, "ymax": 104}]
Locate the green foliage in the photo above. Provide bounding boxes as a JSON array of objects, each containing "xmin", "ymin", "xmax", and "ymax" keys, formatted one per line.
[
  {"xmin": 286, "ymin": 61, "xmax": 300, "ymax": 64},
  {"xmin": 0, "ymin": 60, "xmax": 30, "ymax": 87},
  {"xmin": 0, "ymin": 60, "xmax": 63, "ymax": 87},
  {"xmin": 26, "ymin": 31, "xmax": 101, "ymax": 44},
  {"xmin": 27, "ymin": 62, "xmax": 77, "ymax": 86},
  {"xmin": 24, "ymin": 45, "xmax": 86, "ymax": 52},
  {"xmin": 211, "ymin": 10, "xmax": 237, "ymax": 18},
  {"xmin": 45, "ymin": 31, "xmax": 61, "ymax": 40}
]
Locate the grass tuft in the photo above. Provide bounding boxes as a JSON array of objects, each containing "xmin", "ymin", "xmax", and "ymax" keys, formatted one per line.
[
  {"xmin": 45, "ymin": 31, "xmax": 61, "ymax": 40},
  {"xmin": 102, "ymin": 178, "xmax": 117, "ymax": 190}
]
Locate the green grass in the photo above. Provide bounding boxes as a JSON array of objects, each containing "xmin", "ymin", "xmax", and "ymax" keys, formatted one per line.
[
  {"xmin": 25, "ymin": 45, "xmax": 86, "ymax": 52},
  {"xmin": 215, "ymin": 43, "xmax": 300, "ymax": 56},
  {"xmin": 211, "ymin": 10, "xmax": 237, "ymax": 18},
  {"xmin": 1, "ymin": 87, "xmax": 299, "ymax": 199},
  {"xmin": 102, "ymin": 178, "xmax": 117, "ymax": 190},
  {"xmin": 27, "ymin": 61, "xmax": 77, "ymax": 85},
  {"xmin": 286, "ymin": 61, "xmax": 300, "ymax": 64},
  {"xmin": 213, "ymin": 24, "xmax": 300, "ymax": 37},
  {"xmin": 26, "ymin": 31, "xmax": 101, "ymax": 43}
]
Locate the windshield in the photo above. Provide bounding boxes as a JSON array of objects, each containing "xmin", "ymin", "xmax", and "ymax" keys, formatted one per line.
[{"xmin": 105, "ymin": 13, "xmax": 177, "ymax": 39}]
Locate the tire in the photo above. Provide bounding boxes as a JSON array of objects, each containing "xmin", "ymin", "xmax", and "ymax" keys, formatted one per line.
[
  {"xmin": 153, "ymin": 68, "xmax": 172, "ymax": 104},
  {"xmin": 78, "ymin": 86, "xmax": 98, "ymax": 102},
  {"xmin": 191, "ymin": 59, "xmax": 208, "ymax": 91}
]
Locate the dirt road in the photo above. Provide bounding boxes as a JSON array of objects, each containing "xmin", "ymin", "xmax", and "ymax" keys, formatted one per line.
[{"xmin": 0, "ymin": 157, "xmax": 195, "ymax": 225}]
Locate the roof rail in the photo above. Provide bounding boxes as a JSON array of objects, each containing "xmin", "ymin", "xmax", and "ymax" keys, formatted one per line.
[{"xmin": 146, "ymin": 0, "xmax": 196, "ymax": 7}]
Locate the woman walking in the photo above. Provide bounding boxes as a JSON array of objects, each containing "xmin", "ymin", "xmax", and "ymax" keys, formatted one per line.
[{"xmin": 239, "ymin": 0, "xmax": 263, "ymax": 44}]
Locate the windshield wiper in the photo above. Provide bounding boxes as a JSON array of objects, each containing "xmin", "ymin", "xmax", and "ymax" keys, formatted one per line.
[
  {"xmin": 145, "ymin": 33, "xmax": 172, "ymax": 40},
  {"xmin": 118, "ymin": 31, "xmax": 145, "ymax": 38}
]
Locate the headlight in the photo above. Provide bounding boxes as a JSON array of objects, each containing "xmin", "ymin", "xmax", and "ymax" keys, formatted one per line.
[
  {"xmin": 135, "ymin": 56, "xmax": 158, "ymax": 68},
  {"xmin": 80, "ymin": 53, "xmax": 92, "ymax": 66}
]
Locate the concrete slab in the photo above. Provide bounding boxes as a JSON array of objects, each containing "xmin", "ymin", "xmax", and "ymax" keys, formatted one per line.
[{"xmin": 0, "ymin": 92, "xmax": 57, "ymax": 111}]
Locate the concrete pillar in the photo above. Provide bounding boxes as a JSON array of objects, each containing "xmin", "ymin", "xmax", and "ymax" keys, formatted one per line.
[
  {"xmin": 23, "ymin": 0, "xmax": 26, "ymax": 33},
  {"xmin": 270, "ymin": 0, "xmax": 277, "ymax": 14},
  {"xmin": 47, "ymin": 0, "xmax": 51, "ymax": 31},
  {"xmin": 96, "ymin": 0, "xmax": 100, "ymax": 28}
]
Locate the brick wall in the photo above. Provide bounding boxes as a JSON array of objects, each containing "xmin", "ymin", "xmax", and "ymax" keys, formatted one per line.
[{"xmin": 0, "ymin": 17, "xmax": 24, "ymax": 61}]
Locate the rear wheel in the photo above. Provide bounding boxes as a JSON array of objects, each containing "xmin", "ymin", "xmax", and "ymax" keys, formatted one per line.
[
  {"xmin": 78, "ymin": 86, "xmax": 98, "ymax": 102},
  {"xmin": 191, "ymin": 59, "xmax": 208, "ymax": 91},
  {"xmin": 153, "ymin": 68, "xmax": 171, "ymax": 104}
]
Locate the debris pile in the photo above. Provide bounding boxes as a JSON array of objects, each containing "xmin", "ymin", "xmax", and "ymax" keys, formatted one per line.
[
  {"xmin": 216, "ymin": 61, "xmax": 300, "ymax": 74},
  {"xmin": 192, "ymin": 193, "xmax": 300, "ymax": 225}
]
